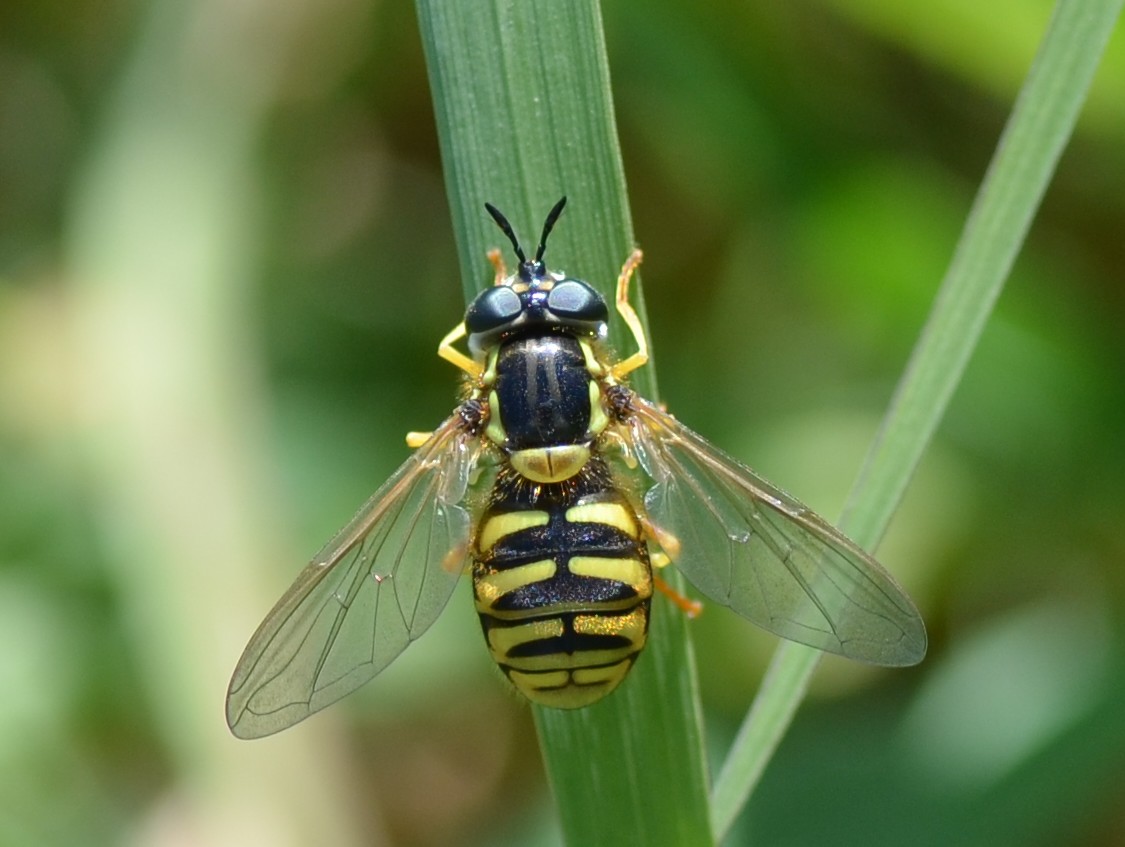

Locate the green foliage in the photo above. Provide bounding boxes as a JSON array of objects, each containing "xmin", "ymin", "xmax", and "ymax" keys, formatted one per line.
[
  {"xmin": 415, "ymin": 3, "xmax": 710, "ymax": 843},
  {"xmin": 0, "ymin": 0, "xmax": 1122, "ymax": 844},
  {"xmin": 712, "ymin": 0, "xmax": 1123, "ymax": 837}
]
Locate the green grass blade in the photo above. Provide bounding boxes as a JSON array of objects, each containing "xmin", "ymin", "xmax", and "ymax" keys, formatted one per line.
[
  {"xmin": 414, "ymin": 2, "xmax": 713, "ymax": 844},
  {"xmin": 710, "ymin": 0, "xmax": 1124, "ymax": 838}
]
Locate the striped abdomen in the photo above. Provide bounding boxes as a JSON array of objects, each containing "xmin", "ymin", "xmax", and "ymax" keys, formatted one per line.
[{"xmin": 472, "ymin": 459, "xmax": 652, "ymax": 708}]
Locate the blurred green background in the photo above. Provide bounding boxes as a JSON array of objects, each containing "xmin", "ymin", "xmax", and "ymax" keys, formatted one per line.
[{"xmin": 2, "ymin": 0, "xmax": 1123, "ymax": 845}]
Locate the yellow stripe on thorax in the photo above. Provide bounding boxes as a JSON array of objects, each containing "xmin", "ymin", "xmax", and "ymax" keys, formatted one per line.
[
  {"xmin": 578, "ymin": 338, "xmax": 606, "ymax": 377},
  {"xmin": 485, "ymin": 389, "xmax": 506, "ymax": 445}
]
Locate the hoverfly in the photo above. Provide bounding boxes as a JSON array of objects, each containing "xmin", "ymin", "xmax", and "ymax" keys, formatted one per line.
[{"xmin": 226, "ymin": 198, "xmax": 926, "ymax": 739}]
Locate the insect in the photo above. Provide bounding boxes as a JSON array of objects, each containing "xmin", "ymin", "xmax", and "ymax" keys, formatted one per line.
[{"xmin": 226, "ymin": 198, "xmax": 926, "ymax": 739}]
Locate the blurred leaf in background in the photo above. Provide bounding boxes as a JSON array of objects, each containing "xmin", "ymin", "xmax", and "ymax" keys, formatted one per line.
[{"xmin": 0, "ymin": 0, "xmax": 1122, "ymax": 845}]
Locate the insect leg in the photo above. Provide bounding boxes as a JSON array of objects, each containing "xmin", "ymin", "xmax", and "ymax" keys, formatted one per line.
[
  {"xmin": 441, "ymin": 538, "xmax": 471, "ymax": 575},
  {"xmin": 653, "ymin": 574, "xmax": 702, "ymax": 618},
  {"xmin": 637, "ymin": 508, "xmax": 681, "ymax": 564},
  {"xmin": 437, "ymin": 322, "xmax": 484, "ymax": 379},
  {"xmin": 405, "ymin": 431, "xmax": 433, "ymax": 448},
  {"xmin": 609, "ymin": 249, "xmax": 648, "ymax": 380},
  {"xmin": 630, "ymin": 498, "xmax": 699, "ymax": 615},
  {"xmin": 487, "ymin": 248, "xmax": 508, "ymax": 286},
  {"xmin": 418, "ymin": 323, "xmax": 483, "ymax": 445}
]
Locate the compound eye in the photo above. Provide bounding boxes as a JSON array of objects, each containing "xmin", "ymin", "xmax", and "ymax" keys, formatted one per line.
[
  {"xmin": 547, "ymin": 280, "xmax": 608, "ymax": 322},
  {"xmin": 465, "ymin": 286, "xmax": 523, "ymax": 333}
]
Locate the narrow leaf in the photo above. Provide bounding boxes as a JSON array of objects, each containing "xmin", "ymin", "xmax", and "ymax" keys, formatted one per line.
[
  {"xmin": 711, "ymin": 0, "xmax": 1124, "ymax": 837},
  {"xmin": 415, "ymin": 2, "xmax": 713, "ymax": 844}
]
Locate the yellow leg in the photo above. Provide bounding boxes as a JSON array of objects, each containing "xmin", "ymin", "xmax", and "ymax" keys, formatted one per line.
[
  {"xmin": 609, "ymin": 249, "xmax": 649, "ymax": 380},
  {"xmin": 487, "ymin": 249, "xmax": 508, "ymax": 286},
  {"xmin": 653, "ymin": 574, "xmax": 702, "ymax": 618},
  {"xmin": 441, "ymin": 540, "xmax": 470, "ymax": 574},
  {"xmin": 638, "ymin": 510, "xmax": 681, "ymax": 564},
  {"xmin": 405, "ymin": 431, "xmax": 432, "ymax": 448},
  {"xmin": 644, "ymin": 522, "xmax": 702, "ymax": 616},
  {"xmin": 410, "ymin": 321, "xmax": 483, "ymax": 447},
  {"xmin": 437, "ymin": 322, "xmax": 483, "ymax": 378}
]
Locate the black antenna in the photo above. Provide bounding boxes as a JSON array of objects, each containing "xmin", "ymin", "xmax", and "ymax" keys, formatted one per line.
[
  {"xmin": 484, "ymin": 197, "xmax": 569, "ymax": 268},
  {"xmin": 484, "ymin": 202, "xmax": 526, "ymax": 263},
  {"xmin": 534, "ymin": 196, "xmax": 568, "ymax": 262}
]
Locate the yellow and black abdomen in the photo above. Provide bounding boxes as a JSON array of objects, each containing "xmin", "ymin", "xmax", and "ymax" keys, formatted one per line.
[{"xmin": 472, "ymin": 458, "xmax": 652, "ymax": 708}]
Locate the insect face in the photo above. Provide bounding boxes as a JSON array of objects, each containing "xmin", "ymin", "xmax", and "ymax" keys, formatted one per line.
[{"xmin": 466, "ymin": 198, "xmax": 609, "ymax": 355}]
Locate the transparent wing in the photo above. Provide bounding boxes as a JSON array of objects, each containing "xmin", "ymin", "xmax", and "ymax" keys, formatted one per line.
[
  {"xmin": 226, "ymin": 414, "xmax": 488, "ymax": 738},
  {"xmin": 621, "ymin": 396, "xmax": 926, "ymax": 666}
]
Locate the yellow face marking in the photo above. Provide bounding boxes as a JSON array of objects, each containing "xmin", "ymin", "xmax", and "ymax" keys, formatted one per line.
[
  {"xmin": 510, "ymin": 444, "xmax": 590, "ymax": 482},
  {"xmin": 487, "ymin": 618, "xmax": 565, "ymax": 658},
  {"xmin": 477, "ymin": 510, "xmax": 550, "ymax": 554},
  {"xmin": 485, "ymin": 389, "xmax": 507, "ymax": 445},
  {"xmin": 568, "ymin": 557, "xmax": 652, "ymax": 598},
  {"xmin": 574, "ymin": 606, "xmax": 648, "ymax": 642},
  {"xmin": 474, "ymin": 559, "xmax": 557, "ymax": 608},
  {"xmin": 565, "ymin": 502, "xmax": 640, "ymax": 538}
]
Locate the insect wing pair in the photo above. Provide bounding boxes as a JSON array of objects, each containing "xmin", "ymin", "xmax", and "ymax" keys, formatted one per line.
[
  {"xmin": 226, "ymin": 388, "xmax": 925, "ymax": 739},
  {"xmin": 226, "ymin": 415, "xmax": 490, "ymax": 738}
]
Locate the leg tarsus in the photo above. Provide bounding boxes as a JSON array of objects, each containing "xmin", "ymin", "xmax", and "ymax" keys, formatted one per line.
[
  {"xmin": 610, "ymin": 249, "xmax": 649, "ymax": 380},
  {"xmin": 405, "ymin": 431, "xmax": 433, "ymax": 448},
  {"xmin": 636, "ymin": 508, "xmax": 696, "ymax": 615},
  {"xmin": 638, "ymin": 510, "xmax": 681, "ymax": 563},
  {"xmin": 653, "ymin": 574, "xmax": 702, "ymax": 618},
  {"xmin": 487, "ymin": 249, "xmax": 508, "ymax": 286},
  {"xmin": 441, "ymin": 540, "xmax": 470, "ymax": 575},
  {"xmin": 438, "ymin": 322, "xmax": 483, "ymax": 378}
]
